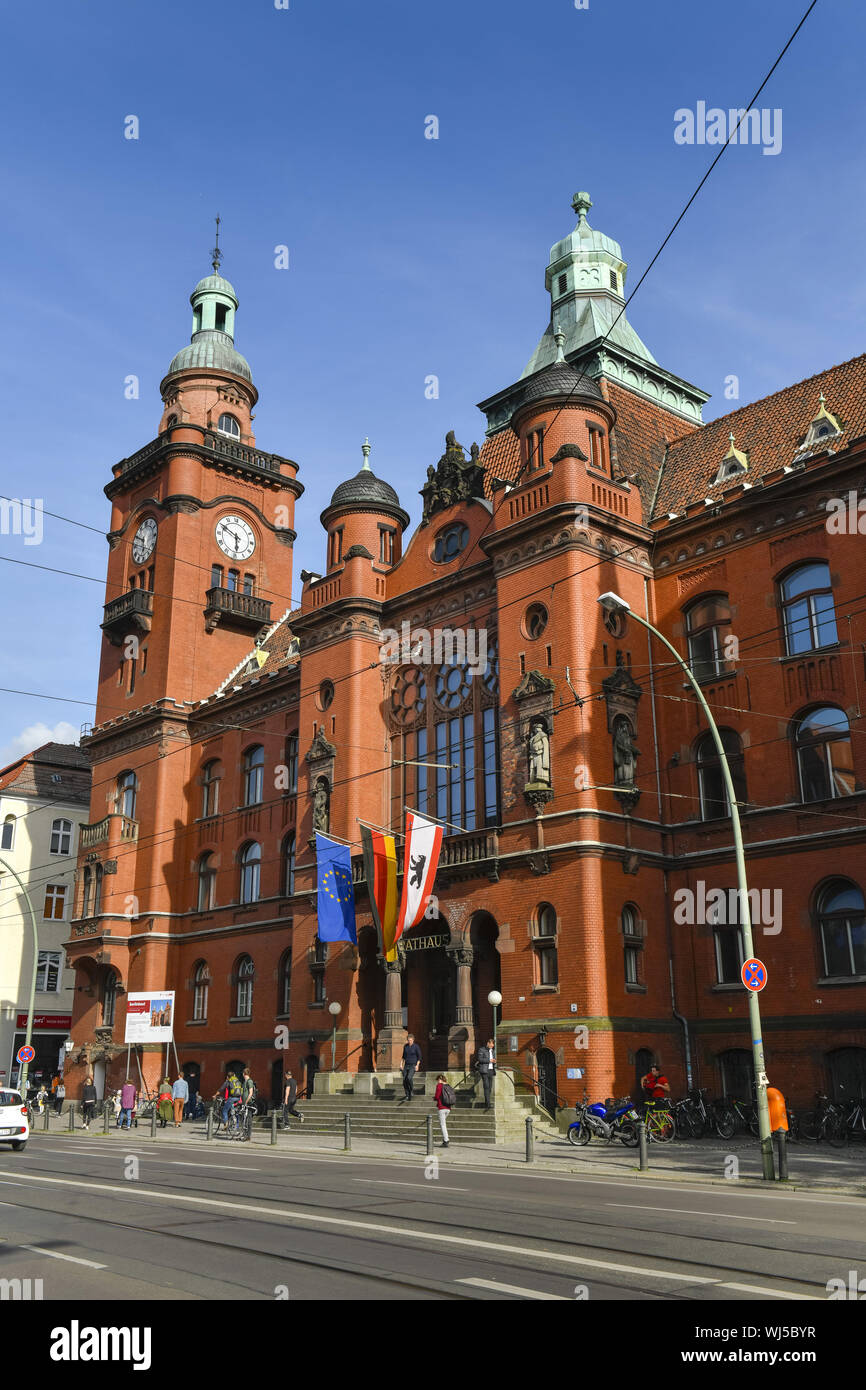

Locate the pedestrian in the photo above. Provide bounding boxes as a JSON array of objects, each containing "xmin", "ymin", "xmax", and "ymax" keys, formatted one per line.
[
  {"xmin": 282, "ymin": 1070, "xmax": 305, "ymax": 1127},
  {"xmin": 157, "ymin": 1078, "xmax": 173, "ymax": 1128},
  {"xmin": 400, "ymin": 1034, "xmax": 422, "ymax": 1103},
  {"xmin": 241, "ymin": 1068, "xmax": 257, "ymax": 1111},
  {"xmin": 55, "ymin": 1078, "xmax": 66, "ymax": 1115},
  {"xmin": 35, "ymin": 1083, "xmax": 48, "ymax": 1114},
  {"xmin": 172, "ymin": 1073, "xmax": 188, "ymax": 1128},
  {"xmin": 118, "ymin": 1079, "xmax": 137, "ymax": 1129},
  {"xmin": 475, "ymin": 1038, "xmax": 496, "ymax": 1111},
  {"xmin": 184, "ymin": 1080, "xmax": 198, "ymax": 1121},
  {"xmin": 81, "ymin": 1075, "xmax": 97, "ymax": 1130},
  {"xmin": 433, "ymin": 1073, "xmax": 455, "ymax": 1147},
  {"xmin": 111, "ymin": 1088, "xmax": 122, "ymax": 1121},
  {"xmin": 639, "ymin": 1063, "xmax": 670, "ymax": 1118}
]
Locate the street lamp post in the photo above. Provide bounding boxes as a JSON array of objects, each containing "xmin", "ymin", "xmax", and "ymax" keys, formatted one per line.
[
  {"xmin": 0, "ymin": 855, "xmax": 39, "ymax": 1102},
  {"xmin": 328, "ymin": 1001, "xmax": 341, "ymax": 1072},
  {"xmin": 487, "ymin": 990, "xmax": 502, "ymax": 1051},
  {"xmin": 597, "ymin": 592, "xmax": 775, "ymax": 1181}
]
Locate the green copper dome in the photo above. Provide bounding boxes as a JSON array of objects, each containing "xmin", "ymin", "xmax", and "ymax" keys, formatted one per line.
[
  {"xmin": 167, "ymin": 332, "xmax": 252, "ymax": 382},
  {"xmin": 164, "ymin": 266, "xmax": 252, "ymax": 383}
]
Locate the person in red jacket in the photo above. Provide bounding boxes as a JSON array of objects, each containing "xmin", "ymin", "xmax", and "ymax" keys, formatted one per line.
[{"xmin": 434, "ymin": 1073, "xmax": 452, "ymax": 1148}]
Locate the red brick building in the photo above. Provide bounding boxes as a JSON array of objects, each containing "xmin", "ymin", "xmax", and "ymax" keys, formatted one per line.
[{"xmin": 64, "ymin": 194, "xmax": 866, "ymax": 1112}]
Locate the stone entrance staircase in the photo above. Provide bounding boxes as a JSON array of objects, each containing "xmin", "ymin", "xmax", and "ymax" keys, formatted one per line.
[{"xmin": 279, "ymin": 1071, "xmax": 561, "ymax": 1147}]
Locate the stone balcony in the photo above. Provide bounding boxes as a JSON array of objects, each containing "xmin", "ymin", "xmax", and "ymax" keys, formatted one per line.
[
  {"xmin": 203, "ymin": 586, "xmax": 271, "ymax": 633},
  {"xmin": 101, "ymin": 588, "xmax": 153, "ymax": 646},
  {"xmin": 79, "ymin": 814, "xmax": 139, "ymax": 853}
]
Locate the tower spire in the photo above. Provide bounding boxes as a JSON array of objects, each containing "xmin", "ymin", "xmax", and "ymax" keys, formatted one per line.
[
  {"xmin": 361, "ymin": 437, "xmax": 372, "ymax": 471},
  {"xmin": 211, "ymin": 214, "xmax": 222, "ymax": 275}
]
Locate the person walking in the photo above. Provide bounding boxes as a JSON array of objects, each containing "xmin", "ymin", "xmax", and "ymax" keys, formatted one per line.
[
  {"xmin": 54, "ymin": 1078, "xmax": 66, "ymax": 1116},
  {"xmin": 171, "ymin": 1073, "xmax": 188, "ymax": 1128},
  {"xmin": 282, "ymin": 1070, "xmax": 305, "ymax": 1127},
  {"xmin": 184, "ymin": 1079, "xmax": 198, "ymax": 1121},
  {"xmin": 81, "ymin": 1075, "xmax": 97, "ymax": 1130},
  {"xmin": 35, "ymin": 1083, "xmax": 48, "ymax": 1114},
  {"xmin": 400, "ymin": 1034, "xmax": 422, "ymax": 1103},
  {"xmin": 433, "ymin": 1074, "xmax": 454, "ymax": 1147},
  {"xmin": 476, "ymin": 1038, "xmax": 496, "ymax": 1111},
  {"xmin": 118, "ymin": 1079, "xmax": 137, "ymax": 1129},
  {"xmin": 157, "ymin": 1078, "xmax": 173, "ymax": 1128},
  {"xmin": 111, "ymin": 1088, "xmax": 122, "ymax": 1122}
]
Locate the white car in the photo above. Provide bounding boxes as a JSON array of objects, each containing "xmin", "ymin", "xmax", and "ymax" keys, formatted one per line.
[{"xmin": 0, "ymin": 1089, "xmax": 29, "ymax": 1150}]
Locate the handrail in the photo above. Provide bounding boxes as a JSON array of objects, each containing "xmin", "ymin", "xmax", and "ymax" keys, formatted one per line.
[
  {"xmin": 329, "ymin": 1041, "xmax": 368, "ymax": 1072},
  {"xmin": 505, "ymin": 1061, "xmax": 572, "ymax": 1114}
]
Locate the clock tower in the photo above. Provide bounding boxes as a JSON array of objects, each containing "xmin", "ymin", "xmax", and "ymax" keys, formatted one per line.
[{"xmin": 96, "ymin": 259, "xmax": 303, "ymax": 720}]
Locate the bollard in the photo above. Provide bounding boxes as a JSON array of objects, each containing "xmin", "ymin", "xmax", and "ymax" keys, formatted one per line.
[
  {"xmin": 271, "ymin": 1110, "xmax": 278, "ymax": 1146},
  {"xmin": 206, "ymin": 1105, "xmax": 213, "ymax": 1141},
  {"xmin": 343, "ymin": 1112, "xmax": 351, "ymax": 1152},
  {"xmin": 775, "ymin": 1128, "xmax": 789, "ymax": 1181},
  {"xmin": 525, "ymin": 1115, "xmax": 534, "ymax": 1163},
  {"xmin": 638, "ymin": 1120, "xmax": 648, "ymax": 1171},
  {"xmin": 150, "ymin": 1105, "xmax": 157, "ymax": 1139},
  {"xmin": 43, "ymin": 1106, "xmax": 50, "ymax": 1132},
  {"xmin": 103, "ymin": 1104, "xmax": 110, "ymax": 1136},
  {"xmin": 68, "ymin": 1103, "xmax": 74, "ymax": 1132},
  {"xmin": 426, "ymin": 1113, "xmax": 433, "ymax": 1157}
]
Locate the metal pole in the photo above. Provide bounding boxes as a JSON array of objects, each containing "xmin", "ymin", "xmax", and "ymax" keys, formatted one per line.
[
  {"xmin": 331, "ymin": 1021, "xmax": 337, "ymax": 1073},
  {"xmin": 0, "ymin": 855, "xmax": 39, "ymax": 1103},
  {"xmin": 622, "ymin": 610, "xmax": 775, "ymax": 1182},
  {"xmin": 426, "ymin": 1113, "xmax": 433, "ymax": 1156},
  {"xmin": 776, "ymin": 1129, "xmax": 789, "ymax": 1181},
  {"xmin": 270, "ymin": 1110, "xmax": 278, "ymax": 1146},
  {"xmin": 126, "ymin": 1043, "xmax": 130, "ymax": 1081},
  {"xmin": 150, "ymin": 1103, "xmax": 157, "ymax": 1139},
  {"xmin": 525, "ymin": 1115, "xmax": 534, "ymax": 1163},
  {"xmin": 638, "ymin": 1120, "xmax": 648, "ymax": 1171},
  {"xmin": 206, "ymin": 1105, "xmax": 213, "ymax": 1141},
  {"xmin": 103, "ymin": 1102, "xmax": 110, "ymax": 1135},
  {"xmin": 43, "ymin": 1105, "xmax": 50, "ymax": 1132},
  {"xmin": 343, "ymin": 1112, "xmax": 351, "ymax": 1152},
  {"xmin": 68, "ymin": 1103, "xmax": 74, "ymax": 1132}
]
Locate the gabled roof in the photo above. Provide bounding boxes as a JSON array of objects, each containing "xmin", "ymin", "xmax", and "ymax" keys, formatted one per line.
[{"xmin": 0, "ymin": 742, "xmax": 90, "ymax": 802}]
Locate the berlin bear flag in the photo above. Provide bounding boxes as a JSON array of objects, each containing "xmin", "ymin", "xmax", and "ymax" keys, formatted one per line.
[
  {"xmin": 315, "ymin": 833, "xmax": 357, "ymax": 943},
  {"xmin": 393, "ymin": 812, "xmax": 443, "ymax": 947}
]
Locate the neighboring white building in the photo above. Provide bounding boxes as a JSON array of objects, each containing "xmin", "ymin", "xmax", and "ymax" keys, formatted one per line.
[{"xmin": 0, "ymin": 742, "xmax": 90, "ymax": 1089}]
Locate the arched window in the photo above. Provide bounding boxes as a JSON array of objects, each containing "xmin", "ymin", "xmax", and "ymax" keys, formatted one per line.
[
  {"xmin": 50, "ymin": 818, "xmax": 72, "ymax": 855},
  {"xmin": 532, "ymin": 904, "xmax": 558, "ymax": 987},
  {"xmin": 781, "ymin": 562, "xmax": 837, "ymax": 655},
  {"xmin": 102, "ymin": 971, "xmax": 118, "ymax": 1027},
  {"xmin": 1, "ymin": 815, "xmax": 15, "ymax": 850},
  {"xmin": 217, "ymin": 413, "xmax": 240, "ymax": 438},
  {"xmin": 236, "ymin": 955, "xmax": 254, "ymax": 1018},
  {"xmin": 93, "ymin": 864, "xmax": 104, "ymax": 915},
  {"xmin": 283, "ymin": 832, "xmax": 296, "ymax": 896},
  {"xmin": 686, "ymin": 595, "xmax": 732, "ymax": 682},
  {"xmin": 816, "ymin": 880, "xmax": 866, "ymax": 979},
  {"xmin": 278, "ymin": 949, "xmax": 292, "ymax": 1016},
  {"xmin": 201, "ymin": 760, "xmax": 222, "ymax": 818},
  {"xmin": 795, "ymin": 706, "xmax": 855, "ymax": 802},
  {"xmin": 285, "ymin": 734, "xmax": 298, "ymax": 795},
  {"xmin": 622, "ymin": 905, "xmax": 643, "ymax": 985},
  {"xmin": 696, "ymin": 729, "xmax": 747, "ymax": 819},
  {"xmin": 239, "ymin": 841, "xmax": 261, "ymax": 904},
  {"xmin": 193, "ymin": 961, "xmax": 211, "ymax": 1021},
  {"xmin": 197, "ymin": 852, "xmax": 216, "ymax": 911},
  {"xmin": 116, "ymin": 770, "xmax": 138, "ymax": 819},
  {"xmin": 82, "ymin": 866, "xmax": 93, "ymax": 917},
  {"xmin": 433, "ymin": 522, "xmax": 469, "ymax": 564},
  {"xmin": 243, "ymin": 745, "xmax": 264, "ymax": 806},
  {"xmin": 165, "ymin": 413, "xmax": 177, "ymax": 430},
  {"xmin": 718, "ymin": 1048, "xmax": 753, "ymax": 1099}
]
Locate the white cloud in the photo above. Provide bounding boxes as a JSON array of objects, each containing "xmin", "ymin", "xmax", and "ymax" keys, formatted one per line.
[{"xmin": 0, "ymin": 721, "xmax": 80, "ymax": 770}]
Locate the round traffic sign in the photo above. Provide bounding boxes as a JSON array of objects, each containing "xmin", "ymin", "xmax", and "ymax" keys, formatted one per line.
[
  {"xmin": 16, "ymin": 1044, "xmax": 35, "ymax": 1064},
  {"xmin": 741, "ymin": 958, "xmax": 767, "ymax": 991}
]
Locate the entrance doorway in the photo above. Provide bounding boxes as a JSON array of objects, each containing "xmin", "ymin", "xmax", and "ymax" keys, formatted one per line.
[
  {"xmin": 93, "ymin": 1060, "xmax": 105, "ymax": 1101},
  {"xmin": 303, "ymin": 1053, "xmax": 318, "ymax": 1100},
  {"xmin": 537, "ymin": 1046, "xmax": 558, "ymax": 1117}
]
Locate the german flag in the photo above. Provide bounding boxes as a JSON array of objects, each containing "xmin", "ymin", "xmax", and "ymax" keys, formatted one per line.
[{"xmin": 360, "ymin": 823, "xmax": 399, "ymax": 959}]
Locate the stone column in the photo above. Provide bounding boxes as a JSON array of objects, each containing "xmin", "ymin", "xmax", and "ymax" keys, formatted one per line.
[
  {"xmin": 446, "ymin": 944, "xmax": 475, "ymax": 1072},
  {"xmin": 375, "ymin": 952, "xmax": 408, "ymax": 1070}
]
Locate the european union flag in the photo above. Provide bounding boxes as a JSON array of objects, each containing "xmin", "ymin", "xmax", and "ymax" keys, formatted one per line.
[{"xmin": 315, "ymin": 833, "xmax": 357, "ymax": 943}]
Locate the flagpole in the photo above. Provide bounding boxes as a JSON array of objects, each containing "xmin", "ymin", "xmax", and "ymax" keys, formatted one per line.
[
  {"xmin": 356, "ymin": 816, "xmax": 405, "ymax": 840},
  {"xmin": 402, "ymin": 805, "xmax": 470, "ymax": 837}
]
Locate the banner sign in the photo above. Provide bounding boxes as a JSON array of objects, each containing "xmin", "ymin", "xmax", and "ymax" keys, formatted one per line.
[
  {"xmin": 401, "ymin": 933, "xmax": 449, "ymax": 953},
  {"xmin": 124, "ymin": 991, "xmax": 175, "ymax": 1043},
  {"xmin": 16, "ymin": 1013, "xmax": 72, "ymax": 1030}
]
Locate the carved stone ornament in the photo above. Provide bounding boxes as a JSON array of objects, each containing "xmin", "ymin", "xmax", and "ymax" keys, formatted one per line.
[
  {"xmin": 525, "ymin": 786, "xmax": 555, "ymax": 816},
  {"xmin": 311, "ymin": 777, "xmax": 330, "ymax": 834},
  {"xmin": 602, "ymin": 653, "xmax": 642, "ymax": 811},
  {"xmin": 549, "ymin": 442, "xmax": 588, "ymax": 463},
  {"xmin": 306, "ymin": 728, "xmax": 336, "ymax": 765},
  {"xmin": 420, "ymin": 430, "xmax": 486, "ymax": 525},
  {"xmin": 527, "ymin": 851, "xmax": 551, "ymax": 876}
]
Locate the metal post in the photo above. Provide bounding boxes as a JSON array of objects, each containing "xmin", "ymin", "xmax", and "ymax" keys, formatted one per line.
[
  {"xmin": 150, "ymin": 1104, "xmax": 157, "ymax": 1139},
  {"xmin": 609, "ymin": 604, "xmax": 776, "ymax": 1182},
  {"xmin": 343, "ymin": 1112, "xmax": 351, "ymax": 1152},
  {"xmin": 638, "ymin": 1120, "xmax": 648, "ymax": 1171},
  {"xmin": 525, "ymin": 1115, "xmax": 534, "ymax": 1163},
  {"xmin": 43, "ymin": 1105, "xmax": 50, "ymax": 1132},
  {"xmin": 270, "ymin": 1110, "xmax": 278, "ymax": 1146},
  {"xmin": 775, "ymin": 1129, "xmax": 788, "ymax": 1181},
  {"xmin": 426, "ymin": 1113, "xmax": 433, "ymax": 1156},
  {"xmin": 0, "ymin": 855, "xmax": 39, "ymax": 1102},
  {"xmin": 206, "ymin": 1105, "xmax": 213, "ymax": 1141},
  {"xmin": 68, "ymin": 1103, "xmax": 74, "ymax": 1132},
  {"xmin": 103, "ymin": 1103, "xmax": 110, "ymax": 1135}
]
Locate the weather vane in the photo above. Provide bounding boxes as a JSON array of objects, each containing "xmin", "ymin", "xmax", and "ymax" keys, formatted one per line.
[{"xmin": 211, "ymin": 215, "xmax": 222, "ymax": 274}]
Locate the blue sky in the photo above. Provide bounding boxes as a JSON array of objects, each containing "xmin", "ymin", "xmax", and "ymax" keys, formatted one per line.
[{"xmin": 0, "ymin": 0, "xmax": 863, "ymax": 761}]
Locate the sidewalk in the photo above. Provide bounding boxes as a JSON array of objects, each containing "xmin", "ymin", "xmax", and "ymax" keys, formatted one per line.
[{"xmin": 32, "ymin": 1110, "xmax": 866, "ymax": 1196}]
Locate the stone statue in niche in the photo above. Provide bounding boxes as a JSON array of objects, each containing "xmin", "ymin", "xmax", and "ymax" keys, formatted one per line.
[
  {"xmin": 528, "ymin": 720, "xmax": 551, "ymax": 785},
  {"xmin": 312, "ymin": 777, "xmax": 330, "ymax": 833},
  {"xmin": 613, "ymin": 717, "xmax": 639, "ymax": 786}
]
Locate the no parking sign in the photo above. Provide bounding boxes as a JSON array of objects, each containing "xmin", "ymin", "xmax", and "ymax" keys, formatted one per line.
[{"xmin": 741, "ymin": 958, "xmax": 767, "ymax": 992}]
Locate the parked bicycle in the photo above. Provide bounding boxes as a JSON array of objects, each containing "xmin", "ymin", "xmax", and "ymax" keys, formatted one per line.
[
  {"xmin": 800, "ymin": 1093, "xmax": 847, "ymax": 1147},
  {"xmin": 642, "ymin": 1101, "xmax": 675, "ymax": 1143},
  {"xmin": 224, "ymin": 1100, "xmax": 255, "ymax": 1142}
]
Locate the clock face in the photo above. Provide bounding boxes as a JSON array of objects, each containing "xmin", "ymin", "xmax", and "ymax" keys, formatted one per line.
[
  {"xmin": 131, "ymin": 517, "xmax": 157, "ymax": 564},
  {"xmin": 215, "ymin": 515, "xmax": 256, "ymax": 560}
]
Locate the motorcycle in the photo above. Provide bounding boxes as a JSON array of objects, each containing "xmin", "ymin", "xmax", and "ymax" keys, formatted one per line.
[{"xmin": 567, "ymin": 1097, "xmax": 640, "ymax": 1147}]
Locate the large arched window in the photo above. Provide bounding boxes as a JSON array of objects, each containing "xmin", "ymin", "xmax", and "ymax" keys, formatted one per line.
[
  {"xmin": 82, "ymin": 865, "xmax": 94, "ymax": 917},
  {"xmin": 193, "ymin": 961, "xmax": 211, "ymax": 1021},
  {"xmin": 217, "ymin": 412, "xmax": 240, "ymax": 438},
  {"xmin": 283, "ymin": 832, "xmax": 296, "ymax": 896},
  {"xmin": 795, "ymin": 706, "xmax": 855, "ymax": 802},
  {"xmin": 239, "ymin": 841, "xmax": 261, "ymax": 904},
  {"xmin": 201, "ymin": 760, "xmax": 222, "ymax": 818},
  {"xmin": 532, "ymin": 904, "xmax": 558, "ymax": 987},
  {"xmin": 102, "ymin": 971, "xmax": 118, "ymax": 1027},
  {"xmin": 1, "ymin": 815, "xmax": 15, "ymax": 850},
  {"xmin": 278, "ymin": 948, "xmax": 292, "ymax": 1016},
  {"xmin": 686, "ymin": 595, "xmax": 732, "ymax": 682},
  {"xmin": 696, "ymin": 729, "xmax": 747, "ymax": 819},
  {"xmin": 236, "ymin": 955, "xmax": 254, "ymax": 1018},
  {"xmin": 622, "ymin": 904, "xmax": 643, "ymax": 985},
  {"xmin": 116, "ymin": 770, "xmax": 138, "ymax": 819},
  {"xmin": 93, "ymin": 864, "xmax": 104, "ymax": 915},
  {"xmin": 816, "ymin": 881, "xmax": 866, "ymax": 979},
  {"xmin": 242, "ymin": 745, "xmax": 264, "ymax": 806},
  {"xmin": 197, "ymin": 852, "xmax": 217, "ymax": 911},
  {"xmin": 780, "ymin": 562, "xmax": 837, "ymax": 655},
  {"xmin": 50, "ymin": 818, "xmax": 72, "ymax": 855}
]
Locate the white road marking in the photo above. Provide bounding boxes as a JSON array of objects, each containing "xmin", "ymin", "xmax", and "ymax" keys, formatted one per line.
[
  {"xmin": 718, "ymin": 1282, "xmax": 818, "ymax": 1300},
  {"xmin": 18, "ymin": 1244, "xmax": 106, "ymax": 1269},
  {"xmin": 607, "ymin": 1203, "xmax": 796, "ymax": 1224},
  {"xmin": 458, "ymin": 1277, "xmax": 568, "ymax": 1299},
  {"xmin": 351, "ymin": 1179, "xmax": 468, "ymax": 1192},
  {"xmin": 169, "ymin": 1162, "xmax": 261, "ymax": 1171}
]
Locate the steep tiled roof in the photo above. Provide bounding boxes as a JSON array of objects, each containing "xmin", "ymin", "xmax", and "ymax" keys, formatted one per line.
[
  {"xmin": 651, "ymin": 353, "xmax": 866, "ymax": 520},
  {"xmin": 207, "ymin": 616, "xmax": 300, "ymax": 701},
  {"xmin": 480, "ymin": 429, "xmax": 521, "ymax": 496},
  {"xmin": 0, "ymin": 742, "xmax": 90, "ymax": 802}
]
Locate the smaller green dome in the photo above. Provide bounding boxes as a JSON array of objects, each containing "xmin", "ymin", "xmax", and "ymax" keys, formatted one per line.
[
  {"xmin": 167, "ymin": 330, "xmax": 252, "ymax": 382},
  {"xmin": 191, "ymin": 273, "xmax": 238, "ymax": 306}
]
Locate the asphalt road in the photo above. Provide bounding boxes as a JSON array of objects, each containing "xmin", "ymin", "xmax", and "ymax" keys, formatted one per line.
[{"xmin": 1, "ymin": 1133, "xmax": 864, "ymax": 1303}]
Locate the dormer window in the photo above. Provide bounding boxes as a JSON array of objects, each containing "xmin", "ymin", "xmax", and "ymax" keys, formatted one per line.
[
  {"xmin": 795, "ymin": 394, "xmax": 842, "ymax": 458},
  {"xmin": 217, "ymin": 413, "xmax": 240, "ymax": 438},
  {"xmin": 712, "ymin": 433, "xmax": 749, "ymax": 485}
]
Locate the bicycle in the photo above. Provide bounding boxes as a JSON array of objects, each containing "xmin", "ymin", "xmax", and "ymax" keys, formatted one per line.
[
  {"xmin": 672, "ymin": 1096, "xmax": 704, "ymax": 1139},
  {"xmin": 800, "ymin": 1093, "xmax": 847, "ymax": 1147},
  {"xmin": 224, "ymin": 1100, "xmax": 255, "ymax": 1141},
  {"xmin": 642, "ymin": 1102, "xmax": 675, "ymax": 1143}
]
